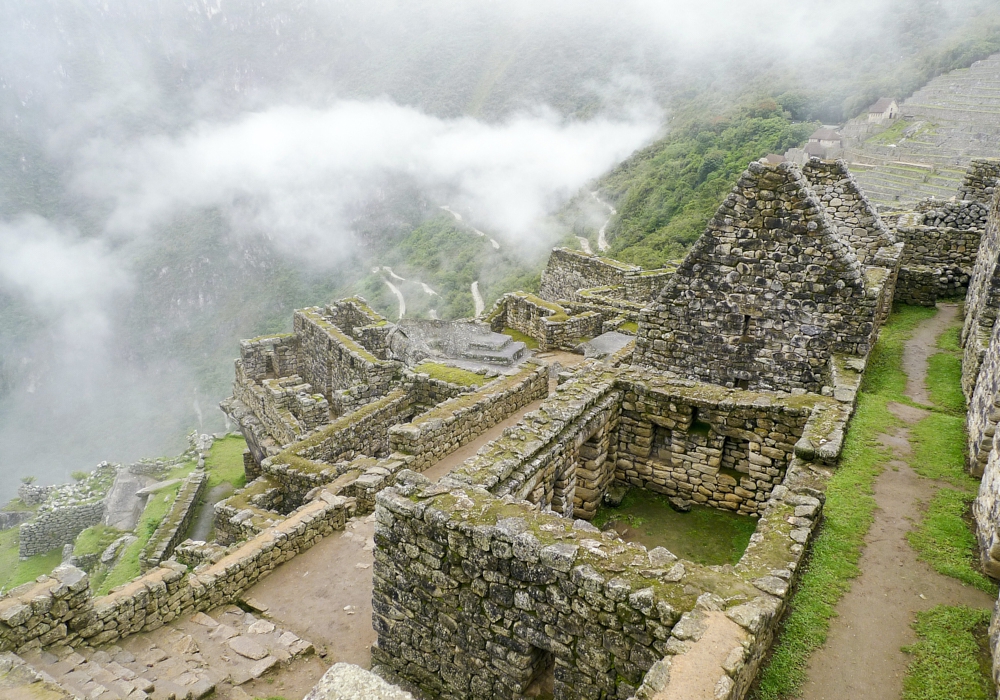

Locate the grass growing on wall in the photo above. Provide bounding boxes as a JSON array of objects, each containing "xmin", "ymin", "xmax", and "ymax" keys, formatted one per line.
[
  {"xmin": 902, "ymin": 606, "xmax": 994, "ymax": 700},
  {"xmin": 753, "ymin": 305, "xmax": 935, "ymax": 700}
]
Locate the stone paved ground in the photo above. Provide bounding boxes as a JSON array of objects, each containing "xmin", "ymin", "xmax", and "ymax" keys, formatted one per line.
[{"xmin": 23, "ymin": 605, "xmax": 315, "ymax": 700}]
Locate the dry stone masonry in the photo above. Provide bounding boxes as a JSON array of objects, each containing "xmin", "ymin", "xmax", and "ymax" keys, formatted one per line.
[
  {"xmin": 634, "ymin": 161, "xmax": 890, "ymax": 394},
  {"xmin": 9, "ymin": 149, "xmax": 1000, "ymax": 700}
]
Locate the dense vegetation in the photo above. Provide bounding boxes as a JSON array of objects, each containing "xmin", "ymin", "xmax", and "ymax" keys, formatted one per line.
[{"xmin": 591, "ymin": 102, "xmax": 814, "ymax": 268}]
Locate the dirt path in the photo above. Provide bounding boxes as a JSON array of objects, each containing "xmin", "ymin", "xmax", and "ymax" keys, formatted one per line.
[
  {"xmin": 799, "ymin": 307, "xmax": 993, "ymax": 700},
  {"xmin": 902, "ymin": 303, "xmax": 958, "ymax": 405}
]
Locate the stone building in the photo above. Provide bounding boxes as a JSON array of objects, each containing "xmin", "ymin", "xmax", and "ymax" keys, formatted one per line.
[
  {"xmin": 633, "ymin": 160, "xmax": 891, "ymax": 394},
  {"xmin": 867, "ymin": 97, "xmax": 899, "ymax": 122}
]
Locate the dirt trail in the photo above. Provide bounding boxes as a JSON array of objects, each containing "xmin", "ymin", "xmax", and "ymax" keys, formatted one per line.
[
  {"xmin": 799, "ymin": 306, "xmax": 993, "ymax": 700},
  {"xmin": 902, "ymin": 302, "xmax": 958, "ymax": 404}
]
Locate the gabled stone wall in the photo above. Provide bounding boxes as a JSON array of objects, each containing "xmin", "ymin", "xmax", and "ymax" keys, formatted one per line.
[
  {"xmin": 958, "ymin": 158, "xmax": 1000, "ymax": 203},
  {"xmin": 801, "ymin": 159, "xmax": 896, "ymax": 264},
  {"xmin": 634, "ymin": 161, "xmax": 881, "ymax": 394},
  {"xmin": 294, "ymin": 307, "xmax": 399, "ymax": 403}
]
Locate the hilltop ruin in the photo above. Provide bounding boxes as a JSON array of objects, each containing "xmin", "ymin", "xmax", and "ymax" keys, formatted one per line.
[{"xmin": 4, "ymin": 148, "xmax": 1000, "ymax": 700}]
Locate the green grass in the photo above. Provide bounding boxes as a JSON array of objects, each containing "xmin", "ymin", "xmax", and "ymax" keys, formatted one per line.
[
  {"xmin": 97, "ymin": 483, "xmax": 181, "ymax": 595},
  {"xmin": 618, "ymin": 321, "xmax": 639, "ymax": 335},
  {"xmin": 902, "ymin": 606, "xmax": 993, "ymax": 700},
  {"xmin": 905, "ymin": 330, "xmax": 996, "ymax": 594},
  {"xmin": 753, "ymin": 305, "xmax": 935, "ymax": 700},
  {"xmin": 925, "ymin": 353, "xmax": 965, "ymax": 414},
  {"xmin": 502, "ymin": 327, "xmax": 540, "ymax": 350},
  {"xmin": 0, "ymin": 526, "xmax": 63, "ymax": 592},
  {"xmin": 592, "ymin": 489, "xmax": 757, "ymax": 566},
  {"xmin": 908, "ymin": 489, "xmax": 996, "ymax": 593},
  {"xmin": 413, "ymin": 362, "xmax": 487, "ymax": 387},
  {"xmin": 73, "ymin": 525, "xmax": 123, "ymax": 557},
  {"xmin": 205, "ymin": 435, "xmax": 249, "ymax": 490}
]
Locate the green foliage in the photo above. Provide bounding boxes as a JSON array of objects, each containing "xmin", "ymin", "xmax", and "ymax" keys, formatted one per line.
[
  {"xmin": 412, "ymin": 362, "xmax": 486, "ymax": 387},
  {"xmin": 70, "ymin": 470, "xmax": 90, "ymax": 482},
  {"xmin": 20, "ymin": 475, "xmax": 35, "ymax": 485},
  {"xmin": 597, "ymin": 101, "xmax": 816, "ymax": 269},
  {"xmin": 73, "ymin": 525, "xmax": 123, "ymax": 558},
  {"xmin": 753, "ymin": 306, "xmax": 935, "ymax": 700},
  {"xmin": 902, "ymin": 606, "xmax": 994, "ymax": 700}
]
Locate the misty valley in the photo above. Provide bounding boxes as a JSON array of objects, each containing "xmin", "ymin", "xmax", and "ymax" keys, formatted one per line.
[{"xmin": 3, "ymin": 1, "xmax": 1000, "ymax": 699}]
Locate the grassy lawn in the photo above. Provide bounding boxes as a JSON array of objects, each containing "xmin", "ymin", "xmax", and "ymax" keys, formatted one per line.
[
  {"xmin": 502, "ymin": 327, "xmax": 540, "ymax": 350},
  {"xmin": 205, "ymin": 435, "xmax": 248, "ymax": 490},
  {"xmin": 73, "ymin": 524, "xmax": 124, "ymax": 557},
  {"xmin": 412, "ymin": 362, "xmax": 487, "ymax": 388},
  {"xmin": 753, "ymin": 305, "xmax": 935, "ymax": 699},
  {"xmin": 902, "ymin": 606, "xmax": 994, "ymax": 700},
  {"xmin": 0, "ymin": 527, "xmax": 62, "ymax": 593}
]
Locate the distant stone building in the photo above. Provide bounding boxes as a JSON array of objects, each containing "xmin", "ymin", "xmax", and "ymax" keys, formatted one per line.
[{"xmin": 867, "ymin": 97, "xmax": 899, "ymax": 122}]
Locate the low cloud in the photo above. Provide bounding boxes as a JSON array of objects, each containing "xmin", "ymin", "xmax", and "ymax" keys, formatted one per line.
[
  {"xmin": 71, "ymin": 100, "xmax": 662, "ymax": 264},
  {"xmin": 0, "ymin": 216, "xmax": 129, "ymax": 346}
]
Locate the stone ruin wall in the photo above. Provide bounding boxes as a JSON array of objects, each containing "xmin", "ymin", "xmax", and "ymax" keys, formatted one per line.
[
  {"xmin": 486, "ymin": 293, "xmax": 604, "ymax": 352},
  {"xmin": 539, "ymin": 248, "xmax": 640, "ymax": 303},
  {"xmin": 139, "ymin": 470, "xmax": 208, "ymax": 571},
  {"xmin": 216, "ymin": 364, "xmax": 551, "ymax": 544},
  {"xmin": 893, "ymin": 225, "xmax": 981, "ymax": 306},
  {"xmin": 369, "ymin": 361, "xmax": 847, "ymax": 700},
  {"xmin": 388, "ymin": 365, "xmax": 549, "ymax": 472},
  {"xmin": 959, "ymin": 158, "xmax": 1000, "ymax": 203},
  {"xmin": 0, "ymin": 490, "xmax": 355, "ymax": 655},
  {"xmin": 294, "ymin": 307, "xmax": 399, "ymax": 411},
  {"xmin": 635, "ymin": 161, "xmax": 884, "ymax": 394},
  {"xmin": 19, "ymin": 503, "xmax": 106, "ymax": 559},
  {"xmin": 801, "ymin": 159, "xmax": 896, "ymax": 265},
  {"xmin": 963, "ymin": 186, "xmax": 1000, "ymax": 398},
  {"xmin": 613, "ymin": 374, "xmax": 812, "ymax": 517}
]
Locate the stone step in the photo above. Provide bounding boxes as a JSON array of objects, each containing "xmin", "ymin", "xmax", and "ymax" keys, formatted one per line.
[
  {"xmin": 465, "ymin": 332, "xmax": 513, "ymax": 351},
  {"xmin": 461, "ymin": 341, "xmax": 527, "ymax": 366}
]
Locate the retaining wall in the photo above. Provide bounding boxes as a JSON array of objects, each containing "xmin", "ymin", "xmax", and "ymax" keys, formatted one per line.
[
  {"xmin": 0, "ymin": 490, "xmax": 355, "ymax": 654},
  {"xmin": 140, "ymin": 471, "xmax": 208, "ymax": 571},
  {"xmin": 538, "ymin": 248, "xmax": 639, "ymax": 302},
  {"xmin": 19, "ymin": 503, "xmax": 105, "ymax": 559},
  {"xmin": 388, "ymin": 364, "xmax": 549, "ymax": 472}
]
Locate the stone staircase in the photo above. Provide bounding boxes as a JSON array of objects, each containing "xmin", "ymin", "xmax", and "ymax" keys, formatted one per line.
[
  {"xmin": 460, "ymin": 332, "xmax": 527, "ymax": 366},
  {"xmin": 19, "ymin": 607, "xmax": 314, "ymax": 700},
  {"xmin": 846, "ymin": 54, "xmax": 1000, "ymax": 206}
]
